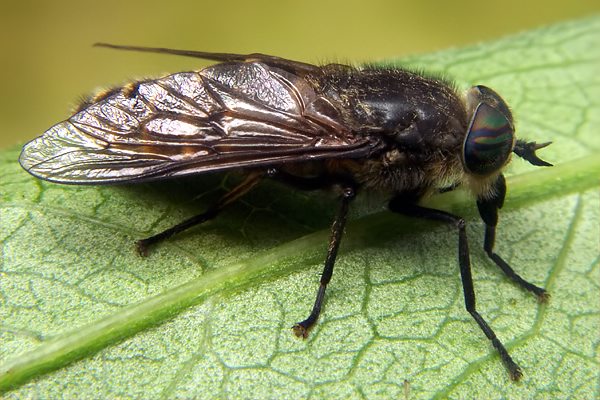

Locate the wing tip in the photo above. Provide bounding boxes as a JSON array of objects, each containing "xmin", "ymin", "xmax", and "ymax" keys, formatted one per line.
[{"xmin": 19, "ymin": 138, "xmax": 43, "ymax": 174}]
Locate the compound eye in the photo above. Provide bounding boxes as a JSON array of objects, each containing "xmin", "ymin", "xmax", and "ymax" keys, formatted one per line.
[{"xmin": 463, "ymin": 103, "xmax": 515, "ymax": 175}]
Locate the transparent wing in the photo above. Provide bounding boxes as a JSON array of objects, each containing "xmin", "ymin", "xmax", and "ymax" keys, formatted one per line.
[{"xmin": 19, "ymin": 61, "xmax": 379, "ymax": 184}]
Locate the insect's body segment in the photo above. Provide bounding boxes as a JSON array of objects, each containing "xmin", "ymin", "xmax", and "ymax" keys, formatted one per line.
[
  {"xmin": 19, "ymin": 44, "xmax": 553, "ymax": 381},
  {"xmin": 309, "ymin": 65, "xmax": 471, "ymax": 198}
]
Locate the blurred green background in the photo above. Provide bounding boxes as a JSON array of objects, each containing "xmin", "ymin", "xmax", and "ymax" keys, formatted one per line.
[{"xmin": 1, "ymin": 0, "xmax": 598, "ymax": 149}]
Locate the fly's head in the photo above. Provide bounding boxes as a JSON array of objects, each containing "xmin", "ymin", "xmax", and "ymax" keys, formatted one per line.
[
  {"xmin": 463, "ymin": 85, "xmax": 516, "ymax": 176},
  {"xmin": 461, "ymin": 85, "xmax": 552, "ymax": 197}
]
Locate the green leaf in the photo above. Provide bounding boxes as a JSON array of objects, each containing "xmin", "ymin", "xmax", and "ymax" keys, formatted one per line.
[{"xmin": 1, "ymin": 16, "xmax": 599, "ymax": 398}]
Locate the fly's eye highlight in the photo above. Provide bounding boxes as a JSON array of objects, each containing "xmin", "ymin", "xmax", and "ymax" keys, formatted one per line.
[{"xmin": 463, "ymin": 102, "xmax": 515, "ymax": 175}]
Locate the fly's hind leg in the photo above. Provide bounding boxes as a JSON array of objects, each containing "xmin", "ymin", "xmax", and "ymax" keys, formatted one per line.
[{"xmin": 136, "ymin": 171, "xmax": 263, "ymax": 256}]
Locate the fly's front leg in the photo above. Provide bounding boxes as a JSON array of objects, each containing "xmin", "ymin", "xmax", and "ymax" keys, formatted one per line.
[
  {"xmin": 292, "ymin": 184, "xmax": 356, "ymax": 338},
  {"xmin": 477, "ymin": 174, "xmax": 549, "ymax": 302},
  {"xmin": 389, "ymin": 197, "xmax": 523, "ymax": 381},
  {"xmin": 136, "ymin": 171, "xmax": 263, "ymax": 256}
]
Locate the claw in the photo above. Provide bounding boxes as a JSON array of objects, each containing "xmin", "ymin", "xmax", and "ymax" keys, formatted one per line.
[
  {"xmin": 510, "ymin": 366, "xmax": 524, "ymax": 382},
  {"xmin": 537, "ymin": 290, "xmax": 551, "ymax": 304},
  {"xmin": 292, "ymin": 323, "xmax": 310, "ymax": 339}
]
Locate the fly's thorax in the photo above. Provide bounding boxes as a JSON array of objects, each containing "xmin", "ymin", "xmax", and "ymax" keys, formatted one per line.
[{"xmin": 310, "ymin": 69, "xmax": 519, "ymax": 201}]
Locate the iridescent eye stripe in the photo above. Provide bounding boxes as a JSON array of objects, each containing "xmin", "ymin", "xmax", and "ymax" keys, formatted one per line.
[
  {"xmin": 473, "ymin": 131, "xmax": 513, "ymax": 146},
  {"xmin": 472, "ymin": 130, "xmax": 513, "ymax": 157}
]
